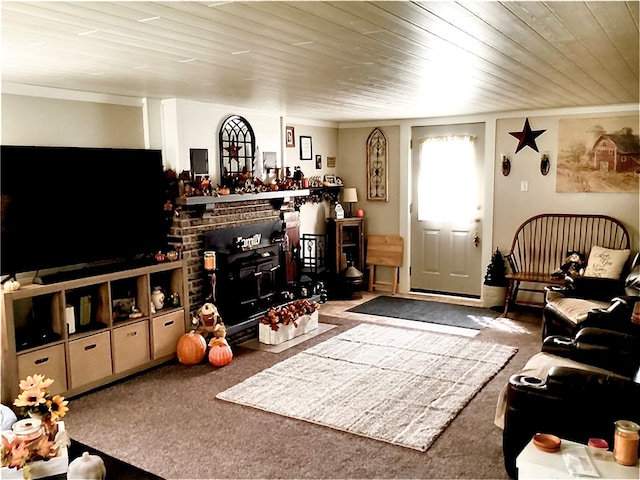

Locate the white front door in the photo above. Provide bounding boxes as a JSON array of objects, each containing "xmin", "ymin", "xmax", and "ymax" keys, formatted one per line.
[{"xmin": 410, "ymin": 123, "xmax": 485, "ymax": 297}]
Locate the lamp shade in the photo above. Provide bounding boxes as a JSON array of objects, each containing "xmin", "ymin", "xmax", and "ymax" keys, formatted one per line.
[{"xmin": 343, "ymin": 187, "xmax": 358, "ymax": 203}]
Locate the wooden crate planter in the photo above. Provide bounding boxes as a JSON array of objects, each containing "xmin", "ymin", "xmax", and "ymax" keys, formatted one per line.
[
  {"xmin": 259, "ymin": 310, "xmax": 319, "ymax": 345},
  {"xmin": 1, "ymin": 422, "xmax": 68, "ymax": 480}
]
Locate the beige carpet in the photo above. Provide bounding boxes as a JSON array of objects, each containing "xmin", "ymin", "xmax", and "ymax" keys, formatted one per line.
[{"xmin": 216, "ymin": 323, "xmax": 517, "ymax": 452}]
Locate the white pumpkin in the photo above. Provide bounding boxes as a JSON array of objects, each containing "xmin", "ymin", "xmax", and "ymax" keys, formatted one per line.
[
  {"xmin": 68, "ymin": 451, "xmax": 106, "ymax": 480},
  {"xmin": 3, "ymin": 279, "xmax": 21, "ymax": 291}
]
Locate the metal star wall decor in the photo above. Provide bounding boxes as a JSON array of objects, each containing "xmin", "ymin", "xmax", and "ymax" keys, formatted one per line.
[
  {"xmin": 224, "ymin": 141, "xmax": 242, "ymax": 161},
  {"xmin": 509, "ymin": 118, "xmax": 546, "ymax": 153}
]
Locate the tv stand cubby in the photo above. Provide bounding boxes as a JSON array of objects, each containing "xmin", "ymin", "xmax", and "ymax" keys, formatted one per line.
[{"xmin": 1, "ymin": 261, "xmax": 189, "ymax": 405}]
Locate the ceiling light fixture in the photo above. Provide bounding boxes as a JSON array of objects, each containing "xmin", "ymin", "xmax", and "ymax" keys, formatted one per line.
[{"xmin": 137, "ymin": 16, "xmax": 160, "ymax": 23}]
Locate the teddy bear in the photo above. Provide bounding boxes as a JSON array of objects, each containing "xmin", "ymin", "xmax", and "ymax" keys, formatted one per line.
[
  {"xmin": 551, "ymin": 251, "xmax": 586, "ymax": 279},
  {"xmin": 195, "ymin": 302, "xmax": 225, "ymax": 339}
]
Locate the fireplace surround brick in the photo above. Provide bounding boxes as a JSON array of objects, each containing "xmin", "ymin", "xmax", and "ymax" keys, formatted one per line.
[{"xmin": 167, "ymin": 198, "xmax": 293, "ymax": 320}]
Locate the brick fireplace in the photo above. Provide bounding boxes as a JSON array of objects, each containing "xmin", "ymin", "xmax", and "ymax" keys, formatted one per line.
[{"xmin": 166, "ymin": 197, "xmax": 297, "ymax": 341}]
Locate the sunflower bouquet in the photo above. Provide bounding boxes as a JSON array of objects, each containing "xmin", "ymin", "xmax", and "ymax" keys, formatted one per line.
[{"xmin": 1, "ymin": 374, "xmax": 70, "ymax": 478}]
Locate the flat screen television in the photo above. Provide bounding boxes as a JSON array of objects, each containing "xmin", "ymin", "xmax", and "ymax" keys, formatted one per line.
[{"xmin": 1, "ymin": 145, "xmax": 169, "ymax": 282}]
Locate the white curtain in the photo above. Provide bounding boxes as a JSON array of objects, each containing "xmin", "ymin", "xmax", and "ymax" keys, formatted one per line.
[{"xmin": 417, "ymin": 135, "xmax": 477, "ymax": 222}]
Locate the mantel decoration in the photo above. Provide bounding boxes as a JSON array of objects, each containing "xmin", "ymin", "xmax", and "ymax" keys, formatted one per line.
[
  {"xmin": 366, "ymin": 127, "xmax": 388, "ymax": 201},
  {"xmin": 509, "ymin": 117, "xmax": 546, "ymax": 153},
  {"xmin": 2, "ymin": 374, "xmax": 71, "ymax": 479},
  {"xmin": 218, "ymin": 115, "xmax": 256, "ymax": 189}
]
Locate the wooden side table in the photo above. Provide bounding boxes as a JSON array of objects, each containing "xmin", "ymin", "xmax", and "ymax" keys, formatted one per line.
[{"xmin": 517, "ymin": 438, "xmax": 639, "ymax": 479}]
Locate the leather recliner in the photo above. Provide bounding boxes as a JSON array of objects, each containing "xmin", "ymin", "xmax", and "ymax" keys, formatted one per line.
[
  {"xmin": 542, "ymin": 264, "xmax": 640, "ymax": 340},
  {"xmin": 500, "ymin": 328, "xmax": 640, "ymax": 479}
]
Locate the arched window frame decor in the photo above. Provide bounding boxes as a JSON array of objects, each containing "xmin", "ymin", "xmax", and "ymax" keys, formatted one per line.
[
  {"xmin": 366, "ymin": 128, "xmax": 388, "ymax": 201},
  {"xmin": 218, "ymin": 115, "xmax": 256, "ymax": 188}
]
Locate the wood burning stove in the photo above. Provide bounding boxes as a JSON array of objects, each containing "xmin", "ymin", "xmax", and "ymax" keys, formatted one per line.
[{"xmin": 204, "ymin": 222, "xmax": 289, "ymax": 326}]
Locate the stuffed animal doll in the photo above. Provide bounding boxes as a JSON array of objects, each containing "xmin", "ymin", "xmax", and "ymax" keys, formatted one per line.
[
  {"xmin": 196, "ymin": 302, "xmax": 224, "ymax": 338},
  {"xmin": 551, "ymin": 251, "xmax": 586, "ymax": 279}
]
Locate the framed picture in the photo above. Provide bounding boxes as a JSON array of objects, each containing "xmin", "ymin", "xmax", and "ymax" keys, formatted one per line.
[
  {"xmin": 315, "ymin": 154, "xmax": 322, "ymax": 169},
  {"xmin": 300, "ymin": 136, "xmax": 312, "ymax": 160},
  {"xmin": 556, "ymin": 114, "xmax": 639, "ymax": 193},
  {"xmin": 327, "ymin": 156, "xmax": 336, "ymax": 168},
  {"xmin": 263, "ymin": 151, "xmax": 278, "ymax": 169},
  {"xmin": 190, "ymin": 148, "xmax": 209, "ymax": 175},
  {"xmin": 286, "ymin": 126, "xmax": 295, "ymax": 148},
  {"xmin": 324, "ymin": 174, "xmax": 336, "ymax": 185}
]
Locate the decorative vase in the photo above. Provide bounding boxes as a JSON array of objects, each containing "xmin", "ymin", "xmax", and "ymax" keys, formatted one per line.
[{"xmin": 151, "ymin": 287, "xmax": 165, "ymax": 311}]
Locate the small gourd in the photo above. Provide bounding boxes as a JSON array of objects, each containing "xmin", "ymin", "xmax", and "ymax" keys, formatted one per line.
[
  {"xmin": 177, "ymin": 330, "xmax": 207, "ymax": 365},
  {"xmin": 3, "ymin": 279, "xmax": 20, "ymax": 291},
  {"xmin": 208, "ymin": 337, "xmax": 233, "ymax": 367},
  {"xmin": 68, "ymin": 451, "xmax": 106, "ymax": 480}
]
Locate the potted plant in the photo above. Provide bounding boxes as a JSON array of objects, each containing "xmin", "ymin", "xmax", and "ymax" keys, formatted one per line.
[
  {"xmin": 482, "ymin": 248, "xmax": 509, "ymax": 310},
  {"xmin": 258, "ymin": 300, "xmax": 320, "ymax": 345}
]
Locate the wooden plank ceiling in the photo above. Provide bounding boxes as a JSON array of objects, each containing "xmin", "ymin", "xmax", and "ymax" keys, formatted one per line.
[{"xmin": 1, "ymin": 1, "xmax": 638, "ymax": 122}]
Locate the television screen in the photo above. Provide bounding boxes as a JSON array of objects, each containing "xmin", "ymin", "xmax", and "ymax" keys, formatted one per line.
[{"xmin": 1, "ymin": 145, "xmax": 168, "ymax": 279}]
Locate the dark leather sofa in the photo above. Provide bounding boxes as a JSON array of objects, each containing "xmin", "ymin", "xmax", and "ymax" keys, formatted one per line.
[
  {"xmin": 542, "ymin": 265, "xmax": 640, "ymax": 340},
  {"xmin": 501, "ymin": 327, "xmax": 640, "ymax": 479}
]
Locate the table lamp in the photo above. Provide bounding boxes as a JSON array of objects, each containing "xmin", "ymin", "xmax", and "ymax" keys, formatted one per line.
[{"xmin": 342, "ymin": 187, "xmax": 358, "ymax": 217}]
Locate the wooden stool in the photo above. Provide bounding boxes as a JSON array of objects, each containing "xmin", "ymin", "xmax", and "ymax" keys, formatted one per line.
[{"xmin": 366, "ymin": 235, "xmax": 403, "ymax": 295}]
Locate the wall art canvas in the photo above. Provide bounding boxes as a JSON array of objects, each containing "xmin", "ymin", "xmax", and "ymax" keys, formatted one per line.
[{"xmin": 556, "ymin": 115, "xmax": 639, "ymax": 193}]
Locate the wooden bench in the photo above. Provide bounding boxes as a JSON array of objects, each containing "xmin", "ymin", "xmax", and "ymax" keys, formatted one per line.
[{"xmin": 503, "ymin": 213, "xmax": 630, "ymax": 315}]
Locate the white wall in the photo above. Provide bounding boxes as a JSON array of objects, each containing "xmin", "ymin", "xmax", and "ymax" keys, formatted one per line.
[
  {"xmin": 284, "ymin": 119, "xmax": 339, "ymax": 234},
  {"xmin": 160, "ymin": 98, "xmax": 283, "ymax": 181},
  {"xmin": 1, "ymin": 93, "xmax": 144, "ymax": 148}
]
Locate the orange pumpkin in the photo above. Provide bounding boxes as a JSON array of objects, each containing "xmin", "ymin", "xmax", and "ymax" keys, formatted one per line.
[
  {"xmin": 208, "ymin": 337, "xmax": 233, "ymax": 367},
  {"xmin": 177, "ymin": 331, "xmax": 207, "ymax": 365}
]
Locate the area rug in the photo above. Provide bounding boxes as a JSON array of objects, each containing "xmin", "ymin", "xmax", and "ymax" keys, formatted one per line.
[
  {"xmin": 347, "ymin": 296, "xmax": 498, "ymax": 330},
  {"xmin": 216, "ymin": 323, "xmax": 517, "ymax": 451}
]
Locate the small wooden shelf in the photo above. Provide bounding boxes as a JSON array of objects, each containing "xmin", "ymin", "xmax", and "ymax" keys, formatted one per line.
[{"xmin": 328, "ymin": 217, "xmax": 364, "ymax": 273}]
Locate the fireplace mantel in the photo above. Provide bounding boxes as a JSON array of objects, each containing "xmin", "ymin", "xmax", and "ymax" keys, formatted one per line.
[{"xmin": 177, "ymin": 189, "xmax": 311, "ymax": 206}]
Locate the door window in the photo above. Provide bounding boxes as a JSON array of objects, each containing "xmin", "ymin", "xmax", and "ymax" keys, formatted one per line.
[{"xmin": 417, "ymin": 135, "xmax": 476, "ymax": 223}]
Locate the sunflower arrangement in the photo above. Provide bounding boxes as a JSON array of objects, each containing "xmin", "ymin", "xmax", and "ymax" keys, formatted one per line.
[
  {"xmin": 13, "ymin": 375, "xmax": 69, "ymax": 424},
  {"xmin": 1, "ymin": 374, "xmax": 69, "ymax": 477}
]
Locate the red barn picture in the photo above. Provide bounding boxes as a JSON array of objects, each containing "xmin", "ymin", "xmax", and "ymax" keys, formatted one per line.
[{"xmin": 557, "ymin": 115, "xmax": 639, "ymax": 193}]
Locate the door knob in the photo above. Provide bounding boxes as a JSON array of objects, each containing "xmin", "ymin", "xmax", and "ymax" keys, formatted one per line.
[{"xmin": 473, "ymin": 230, "xmax": 480, "ymax": 248}]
